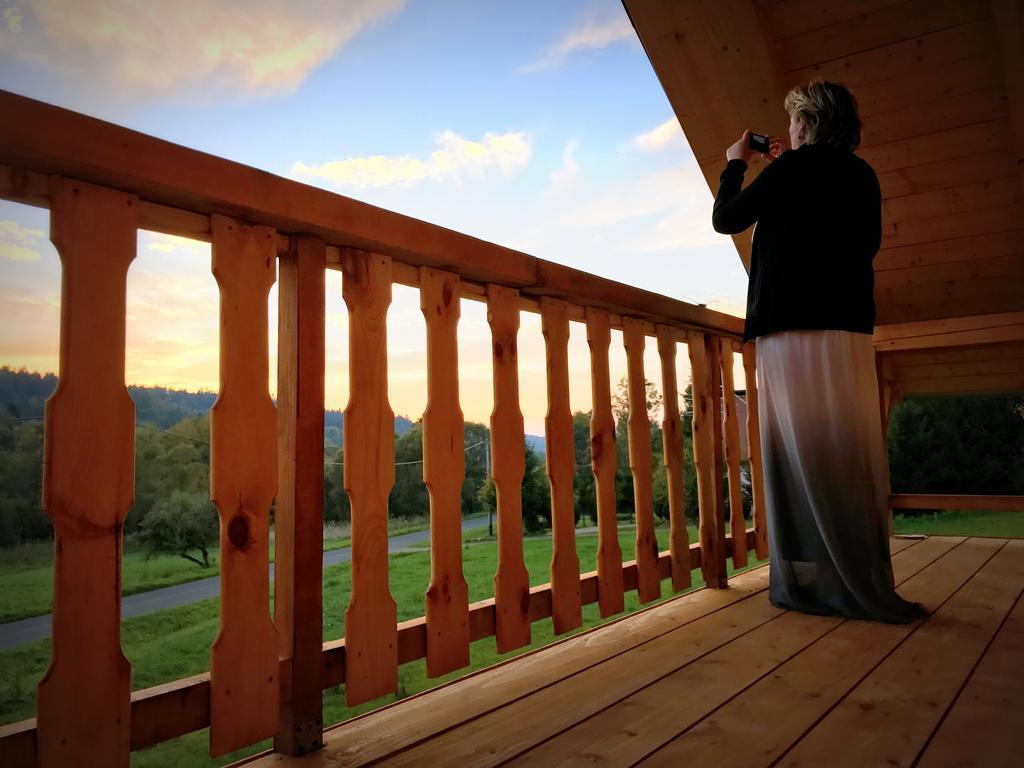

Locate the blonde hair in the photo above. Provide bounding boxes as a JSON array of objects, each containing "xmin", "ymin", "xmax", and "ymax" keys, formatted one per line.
[{"xmin": 784, "ymin": 80, "xmax": 862, "ymax": 151}]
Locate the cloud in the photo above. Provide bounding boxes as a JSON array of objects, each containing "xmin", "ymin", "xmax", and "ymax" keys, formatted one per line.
[
  {"xmin": 632, "ymin": 117, "xmax": 684, "ymax": 152},
  {"xmin": 0, "ymin": 219, "xmax": 44, "ymax": 261},
  {"xmin": 143, "ymin": 231, "xmax": 210, "ymax": 255},
  {"xmin": 545, "ymin": 139, "xmax": 579, "ymax": 196},
  {"xmin": 291, "ymin": 129, "xmax": 532, "ymax": 190},
  {"xmin": 0, "ymin": 0, "xmax": 404, "ymax": 100},
  {"xmin": 521, "ymin": 12, "xmax": 635, "ymax": 72}
]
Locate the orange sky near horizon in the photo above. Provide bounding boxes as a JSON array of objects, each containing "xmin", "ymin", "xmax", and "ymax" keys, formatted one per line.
[{"xmin": 0, "ymin": 216, "xmax": 748, "ymax": 435}]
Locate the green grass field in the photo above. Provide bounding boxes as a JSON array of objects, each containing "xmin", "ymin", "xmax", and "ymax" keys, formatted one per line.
[
  {"xmin": 1, "ymin": 509, "xmax": 1019, "ymax": 766},
  {"xmin": 0, "ymin": 515, "xmax": 446, "ymax": 623},
  {"xmin": 1, "ymin": 524, "xmax": 734, "ymax": 766}
]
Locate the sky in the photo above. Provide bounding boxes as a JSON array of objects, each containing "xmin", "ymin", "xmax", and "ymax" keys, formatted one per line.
[{"xmin": 0, "ymin": 0, "xmax": 750, "ymax": 435}]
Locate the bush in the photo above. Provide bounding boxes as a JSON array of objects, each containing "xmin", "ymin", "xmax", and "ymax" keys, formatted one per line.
[{"xmin": 139, "ymin": 491, "xmax": 219, "ymax": 567}]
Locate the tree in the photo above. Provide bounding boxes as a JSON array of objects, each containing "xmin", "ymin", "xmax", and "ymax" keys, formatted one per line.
[
  {"xmin": 478, "ymin": 443, "xmax": 551, "ymax": 534},
  {"xmin": 139, "ymin": 491, "xmax": 219, "ymax": 567},
  {"xmin": 888, "ymin": 394, "xmax": 1024, "ymax": 498}
]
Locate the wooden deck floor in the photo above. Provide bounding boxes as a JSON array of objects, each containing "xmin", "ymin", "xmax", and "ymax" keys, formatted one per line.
[{"xmin": 248, "ymin": 535, "xmax": 1024, "ymax": 768}]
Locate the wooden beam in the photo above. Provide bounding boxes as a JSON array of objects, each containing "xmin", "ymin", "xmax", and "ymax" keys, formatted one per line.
[
  {"xmin": 890, "ymin": 494, "xmax": 1024, "ymax": 512},
  {"xmin": 896, "ymin": 372, "xmax": 1024, "ymax": 396},
  {"xmin": 275, "ymin": 236, "xmax": 326, "ymax": 753},
  {"xmin": 0, "ymin": 92, "xmax": 743, "ymax": 338},
  {"xmin": 873, "ymin": 311, "xmax": 1024, "ymax": 351}
]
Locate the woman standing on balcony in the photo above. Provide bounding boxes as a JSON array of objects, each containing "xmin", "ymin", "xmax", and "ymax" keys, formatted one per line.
[{"xmin": 711, "ymin": 79, "xmax": 928, "ymax": 624}]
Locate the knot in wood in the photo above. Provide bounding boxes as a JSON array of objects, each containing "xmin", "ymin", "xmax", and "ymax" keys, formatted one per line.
[{"xmin": 228, "ymin": 513, "xmax": 250, "ymax": 549}]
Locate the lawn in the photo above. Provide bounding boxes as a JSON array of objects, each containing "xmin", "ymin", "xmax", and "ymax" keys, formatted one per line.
[
  {"xmin": 892, "ymin": 509, "xmax": 1024, "ymax": 538},
  {"xmin": 0, "ymin": 523, "xmax": 752, "ymax": 767},
  {"xmin": 0, "ymin": 514, "xmax": 446, "ymax": 623}
]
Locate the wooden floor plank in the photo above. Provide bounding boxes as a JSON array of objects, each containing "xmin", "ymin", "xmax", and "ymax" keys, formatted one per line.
[
  {"xmin": 511, "ymin": 536, "xmax": 966, "ymax": 767},
  {"xmin": 244, "ymin": 539, "xmax": 921, "ymax": 768},
  {"xmin": 916, "ymin": 541, "xmax": 1024, "ymax": 768},
  {"xmin": 773, "ymin": 537, "xmax": 1022, "ymax": 768},
  {"xmin": 635, "ymin": 536, "xmax": 997, "ymax": 768},
  {"xmin": 365, "ymin": 541, "xmax": 923, "ymax": 768},
  {"xmin": 249, "ymin": 566, "xmax": 773, "ymax": 767},
  {"xmin": 375, "ymin": 593, "xmax": 786, "ymax": 767}
]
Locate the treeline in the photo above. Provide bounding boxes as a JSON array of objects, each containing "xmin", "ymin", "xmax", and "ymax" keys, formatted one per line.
[{"xmin": 2, "ymin": 367, "xmax": 1022, "ymax": 558}]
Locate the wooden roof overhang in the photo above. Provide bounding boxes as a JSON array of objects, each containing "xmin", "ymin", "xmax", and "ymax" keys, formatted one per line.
[{"xmin": 624, "ymin": 0, "xmax": 1024, "ymax": 399}]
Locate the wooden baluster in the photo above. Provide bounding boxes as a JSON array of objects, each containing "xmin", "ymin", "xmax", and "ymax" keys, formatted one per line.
[
  {"xmin": 420, "ymin": 267, "xmax": 470, "ymax": 676},
  {"xmin": 622, "ymin": 317, "xmax": 661, "ymax": 604},
  {"xmin": 719, "ymin": 338, "xmax": 748, "ymax": 569},
  {"xmin": 275, "ymin": 236, "xmax": 326, "ymax": 753},
  {"xmin": 209, "ymin": 214, "xmax": 279, "ymax": 756},
  {"xmin": 707, "ymin": 334, "xmax": 728, "ymax": 587},
  {"xmin": 656, "ymin": 325, "xmax": 692, "ymax": 591},
  {"xmin": 343, "ymin": 248, "xmax": 399, "ymax": 703},
  {"xmin": 38, "ymin": 177, "xmax": 136, "ymax": 768},
  {"xmin": 686, "ymin": 331, "xmax": 727, "ymax": 589},
  {"xmin": 540, "ymin": 298, "xmax": 582, "ymax": 634},
  {"xmin": 741, "ymin": 342, "xmax": 769, "ymax": 560},
  {"xmin": 585, "ymin": 308, "xmax": 624, "ymax": 617},
  {"xmin": 486, "ymin": 284, "xmax": 531, "ymax": 653}
]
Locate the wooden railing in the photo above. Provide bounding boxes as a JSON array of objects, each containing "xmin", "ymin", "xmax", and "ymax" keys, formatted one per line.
[{"xmin": 0, "ymin": 90, "xmax": 769, "ymax": 766}]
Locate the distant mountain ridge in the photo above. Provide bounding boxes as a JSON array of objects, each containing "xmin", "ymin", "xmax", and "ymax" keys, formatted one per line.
[{"xmin": 0, "ymin": 367, "xmax": 414, "ymax": 441}]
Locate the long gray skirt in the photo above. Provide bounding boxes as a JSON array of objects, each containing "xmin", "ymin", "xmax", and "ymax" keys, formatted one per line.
[{"xmin": 755, "ymin": 329, "xmax": 929, "ymax": 624}]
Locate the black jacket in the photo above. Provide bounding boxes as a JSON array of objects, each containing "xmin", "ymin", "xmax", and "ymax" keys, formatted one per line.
[{"xmin": 712, "ymin": 142, "xmax": 882, "ymax": 342}]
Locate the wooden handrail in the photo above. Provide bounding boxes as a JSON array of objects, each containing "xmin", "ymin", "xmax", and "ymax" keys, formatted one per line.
[{"xmin": 0, "ymin": 90, "xmax": 742, "ymax": 339}]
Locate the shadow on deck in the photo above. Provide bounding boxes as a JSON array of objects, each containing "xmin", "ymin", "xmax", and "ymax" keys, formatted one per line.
[{"xmin": 242, "ymin": 535, "xmax": 1023, "ymax": 768}]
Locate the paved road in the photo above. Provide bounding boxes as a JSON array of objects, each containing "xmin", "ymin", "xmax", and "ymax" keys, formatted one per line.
[{"xmin": 0, "ymin": 516, "xmax": 492, "ymax": 651}]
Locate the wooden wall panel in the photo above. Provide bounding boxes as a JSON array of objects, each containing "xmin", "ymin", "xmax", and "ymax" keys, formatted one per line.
[
  {"xmin": 585, "ymin": 308, "xmax": 625, "ymax": 617},
  {"xmin": 275, "ymin": 236, "xmax": 325, "ymax": 754},
  {"xmin": 875, "ymin": 230, "xmax": 1024, "ymax": 272},
  {"xmin": 541, "ymin": 298, "xmax": 583, "ymax": 633},
  {"xmin": 656, "ymin": 325, "xmax": 692, "ymax": 591},
  {"xmin": 486, "ymin": 284, "xmax": 531, "ymax": 652},
  {"xmin": 420, "ymin": 267, "xmax": 470, "ymax": 677},
  {"xmin": 209, "ymin": 214, "xmax": 279, "ymax": 756},
  {"xmin": 38, "ymin": 177, "xmax": 137, "ymax": 768},
  {"xmin": 777, "ymin": 0, "xmax": 991, "ymax": 72},
  {"xmin": 343, "ymin": 248, "xmax": 399, "ymax": 704},
  {"xmin": 622, "ymin": 317, "xmax": 661, "ymax": 604}
]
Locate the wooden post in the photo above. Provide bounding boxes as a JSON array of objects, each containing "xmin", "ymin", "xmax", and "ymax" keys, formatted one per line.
[
  {"xmin": 585, "ymin": 308, "xmax": 625, "ymax": 617},
  {"xmin": 622, "ymin": 317, "xmax": 661, "ymax": 604},
  {"xmin": 741, "ymin": 342, "xmax": 769, "ymax": 560},
  {"xmin": 341, "ymin": 249, "xmax": 400, "ymax": 704},
  {"xmin": 540, "ymin": 297, "xmax": 583, "ymax": 634},
  {"xmin": 719, "ymin": 338, "xmax": 748, "ymax": 569},
  {"xmin": 686, "ymin": 331, "xmax": 727, "ymax": 589},
  {"xmin": 656, "ymin": 325, "xmax": 692, "ymax": 591},
  {"xmin": 275, "ymin": 236, "xmax": 326, "ymax": 753},
  {"xmin": 420, "ymin": 267, "xmax": 470, "ymax": 676},
  {"xmin": 707, "ymin": 334, "xmax": 728, "ymax": 587},
  {"xmin": 209, "ymin": 214, "xmax": 279, "ymax": 756},
  {"xmin": 38, "ymin": 177, "xmax": 136, "ymax": 768},
  {"xmin": 876, "ymin": 353, "xmax": 897, "ymax": 539},
  {"xmin": 486, "ymin": 284, "xmax": 531, "ymax": 653}
]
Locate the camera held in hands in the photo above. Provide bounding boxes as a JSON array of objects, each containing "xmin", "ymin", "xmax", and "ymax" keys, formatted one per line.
[{"xmin": 748, "ymin": 132, "xmax": 771, "ymax": 154}]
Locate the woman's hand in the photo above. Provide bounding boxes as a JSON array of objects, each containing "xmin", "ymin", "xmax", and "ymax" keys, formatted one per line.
[
  {"xmin": 766, "ymin": 137, "xmax": 786, "ymax": 162},
  {"xmin": 726, "ymin": 129, "xmax": 753, "ymax": 164}
]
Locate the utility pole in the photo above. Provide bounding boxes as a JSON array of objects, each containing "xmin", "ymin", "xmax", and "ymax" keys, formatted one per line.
[{"xmin": 485, "ymin": 431, "xmax": 493, "ymax": 537}]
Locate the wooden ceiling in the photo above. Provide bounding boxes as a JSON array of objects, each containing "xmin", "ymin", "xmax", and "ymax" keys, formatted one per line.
[{"xmin": 624, "ymin": 0, "xmax": 1024, "ymax": 397}]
